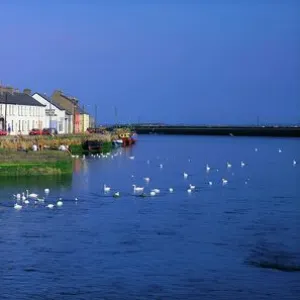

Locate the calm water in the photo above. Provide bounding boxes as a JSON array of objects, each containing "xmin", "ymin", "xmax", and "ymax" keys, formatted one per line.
[{"xmin": 0, "ymin": 135, "xmax": 299, "ymax": 300}]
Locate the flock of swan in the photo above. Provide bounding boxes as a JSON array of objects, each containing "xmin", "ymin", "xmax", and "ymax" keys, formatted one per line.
[
  {"xmin": 11, "ymin": 147, "xmax": 297, "ymax": 209},
  {"xmin": 99, "ymin": 147, "xmax": 297, "ymax": 198},
  {"xmin": 12, "ymin": 189, "xmax": 78, "ymax": 210}
]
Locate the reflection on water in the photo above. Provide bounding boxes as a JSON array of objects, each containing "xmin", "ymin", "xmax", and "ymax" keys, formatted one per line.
[{"xmin": 0, "ymin": 174, "xmax": 72, "ymax": 189}]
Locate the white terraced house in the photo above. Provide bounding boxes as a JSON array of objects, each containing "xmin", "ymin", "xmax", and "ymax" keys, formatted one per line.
[
  {"xmin": 32, "ymin": 93, "xmax": 72, "ymax": 134},
  {"xmin": 0, "ymin": 89, "xmax": 46, "ymax": 135}
]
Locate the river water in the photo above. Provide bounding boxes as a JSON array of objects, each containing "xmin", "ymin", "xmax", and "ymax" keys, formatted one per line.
[{"xmin": 0, "ymin": 135, "xmax": 299, "ymax": 300}]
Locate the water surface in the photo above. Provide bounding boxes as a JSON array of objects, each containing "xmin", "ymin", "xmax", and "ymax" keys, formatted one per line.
[{"xmin": 0, "ymin": 135, "xmax": 299, "ymax": 299}]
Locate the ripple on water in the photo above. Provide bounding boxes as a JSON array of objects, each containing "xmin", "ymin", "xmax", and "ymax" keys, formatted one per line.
[{"xmin": 245, "ymin": 240, "xmax": 300, "ymax": 272}]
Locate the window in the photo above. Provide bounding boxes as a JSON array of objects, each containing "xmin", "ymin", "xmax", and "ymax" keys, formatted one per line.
[
  {"xmin": 18, "ymin": 120, "xmax": 21, "ymax": 131},
  {"xmin": 11, "ymin": 120, "xmax": 14, "ymax": 132},
  {"xmin": 0, "ymin": 104, "xmax": 2, "ymax": 115},
  {"xmin": 32, "ymin": 120, "xmax": 34, "ymax": 129}
]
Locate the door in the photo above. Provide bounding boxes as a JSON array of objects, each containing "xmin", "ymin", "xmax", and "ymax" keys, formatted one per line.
[{"xmin": 50, "ymin": 120, "xmax": 57, "ymax": 129}]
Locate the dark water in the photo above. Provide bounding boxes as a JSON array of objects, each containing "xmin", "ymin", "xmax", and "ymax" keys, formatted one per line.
[{"xmin": 0, "ymin": 135, "xmax": 299, "ymax": 300}]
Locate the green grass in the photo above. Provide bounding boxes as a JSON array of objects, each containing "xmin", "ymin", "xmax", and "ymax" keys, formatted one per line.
[{"xmin": 0, "ymin": 150, "xmax": 73, "ymax": 176}]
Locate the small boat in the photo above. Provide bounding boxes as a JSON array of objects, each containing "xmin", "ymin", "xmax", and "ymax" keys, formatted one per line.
[
  {"xmin": 118, "ymin": 132, "xmax": 137, "ymax": 147},
  {"xmin": 112, "ymin": 139, "xmax": 123, "ymax": 147}
]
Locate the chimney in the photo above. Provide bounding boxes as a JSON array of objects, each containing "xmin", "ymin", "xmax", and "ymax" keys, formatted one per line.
[{"xmin": 23, "ymin": 88, "xmax": 32, "ymax": 95}]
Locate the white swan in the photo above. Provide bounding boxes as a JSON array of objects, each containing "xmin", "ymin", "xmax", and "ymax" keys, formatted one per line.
[
  {"xmin": 103, "ymin": 184, "xmax": 111, "ymax": 192},
  {"xmin": 151, "ymin": 189, "xmax": 160, "ymax": 193},
  {"xmin": 241, "ymin": 161, "xmax": 245, "ymax": 167},
  {"xmin": 209, "ymin": 181, "xmax": 213, "ymax": 186},
  {"xmin": 150, "ymin": 191, "xmax": 156, "ymax": 196},
  {"xmin": 44, "ymin": 188, "xmax": 50, "ymax": 194},
  {"xmin": 189, "ymin": 184, "xmax": 195, "ymax": 190},
  {"xmin": 129, "ymin": 156, "xmax": 135, "ymax": 160},
  {"xmin": 21, "ymin": 192, "xmax": 26, "ymax": 201},
  {"xmin": 278, "ymin": 149, "xmax": 282, "ymax": 153},
  {"xmin": 206, "ymin": 164, "xmax": 210, "ymax": 172},
  {"xmin": 14, "ymin": 203, "xmax": 22, "ymax": 210},
  {"xmin": 144, "ymin": 177, "xmax": 150, "ymax": 182},
  {"xmin": 14, "ymin": 193, "xmax": 21, "ymax": 200},
  {"xmin": 26, "ymin": 190, "xmax": 38, "ymax": 198},
  {"xmin": 46, "ymin": 204, "xmax": 54, "ymax": 209},
  {"xmin": 187, "ymin": 188, "xmax": 192, "ymax": 193},
  {"xmin": 227, "ymin": 162, "xmax": 232, "ymax": 168},
  {"xmin": 222, "ymin": 178, "xmax": 228, "ymax": 185},
  {"xmin": 132, "ymin": 185, "xmax": 144, "ymax": 192},
  {"xmin": 24, "ymin": 199, "xmax": 29, "ymax": 204},
  {"xmin": 169, "ymin": 188, "xmax": 174, "ymax": 192},
  {"xmin": 56, "ymin": 200, "xmax": 63, "ymax": 206},
  {"xmin": 113, "ymin": 192, "xmax": 120, "ymax": 198},
  {"xmin": 183, "ymin": 172, "xmax": 188, "ymax": 178},
  {"xmin": 293, "ymin": 159, "xmax": 297, "ymax": 166},
  {"xmin": 159, "ymin": 164, "xmax": 163, "ymax": 169}
]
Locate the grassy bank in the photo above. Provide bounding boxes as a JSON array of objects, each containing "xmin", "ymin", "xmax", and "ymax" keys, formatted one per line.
[
  {"xmin": 0, "ymin": 133, "xmax": 112, "ymax": 151},
  {"xmin": 0, "ymin": 150, "xmax": 73, "ymax": 176}
]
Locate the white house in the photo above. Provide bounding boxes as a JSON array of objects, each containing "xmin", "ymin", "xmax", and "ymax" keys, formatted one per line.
[
  {"xmin": 0, "ymin": 91, "xmax": 46, "ymax": 135},
  {"xmin": 32, "ymin": 93, "xmax": 72, "ymax": 134}
]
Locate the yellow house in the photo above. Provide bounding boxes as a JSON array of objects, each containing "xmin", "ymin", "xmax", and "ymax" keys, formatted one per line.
[{"xmin": 79, "ymin": 112, "xmax": 90, "ymax": 133}]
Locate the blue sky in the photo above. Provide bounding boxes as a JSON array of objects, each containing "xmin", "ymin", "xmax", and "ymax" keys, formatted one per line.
[{"xmin": 0, "ymin": 1, "xmax": 299, "ymax": 125}]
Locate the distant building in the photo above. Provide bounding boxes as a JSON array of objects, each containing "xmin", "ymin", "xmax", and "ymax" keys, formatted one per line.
[
  {"xmin": 78, "ymin": 106, "xmax": 90, "ymax": 133},
  {"xmin": 0, "ymin": 87, "xmax": 46, "ymax": 135},
  {"xmin": 51, "ymin": 90, "xmax": 81, "ymax": 133},
  {"xmin": 32, "ymin": 93, "xmax": 72, "ymax": 134}
]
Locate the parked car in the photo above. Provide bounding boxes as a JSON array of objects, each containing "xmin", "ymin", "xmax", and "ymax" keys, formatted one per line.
[
  {"xmin": 42, "ymin": 128, "xmax": 58, "ymax": 135},
  {"xmin": 29, "ymin": 128, "xmax": 42, "ymax": 135},
  {"xmin": 0, "ymin": 129, "xmax": 7, "ymax": 136}
]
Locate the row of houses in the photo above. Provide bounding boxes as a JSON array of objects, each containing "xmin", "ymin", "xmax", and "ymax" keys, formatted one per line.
[{"xmin": 0, "ymin": 85, "xmax": 93, "ymax": 135}]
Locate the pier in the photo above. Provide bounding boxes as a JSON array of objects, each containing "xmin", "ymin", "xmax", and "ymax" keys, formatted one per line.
[{"xmin": 110, "ymin": 125, "xmax": 300, "ymax": 138}]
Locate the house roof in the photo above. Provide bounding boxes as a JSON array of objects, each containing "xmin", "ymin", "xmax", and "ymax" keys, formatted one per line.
[
  {"xmin": 33, "ymin": 92, "xmax": 68, "ymax": 111},
  {"xmin": 0, "ymin": 92, "xmax": 46, "ymax": 107}
]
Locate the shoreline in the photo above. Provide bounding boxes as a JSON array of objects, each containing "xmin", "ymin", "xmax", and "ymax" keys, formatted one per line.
[{"xmin": 0, "ymin": 131, "xmax": 136, "ymax": 176}]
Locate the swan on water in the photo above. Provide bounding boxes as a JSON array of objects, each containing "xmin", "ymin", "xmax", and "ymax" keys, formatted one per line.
[
  {"xmin": 26, "ymin": 190, "xmax": 38, "ymax": 198},
  {"xmin": 222, "ymin": 178, "xmax": 228, "ymax": 185},
  {"xmin": 133, "ymin": 185, "xmax": 144, "ymax": 192},
  {"xmin": 14, "ymin": 203, "xmax": 22, "ymax": 210},
  {"xmin": 103, "ymin": 184, "xmax": 111, "ymax": 192}
]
